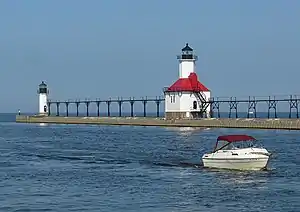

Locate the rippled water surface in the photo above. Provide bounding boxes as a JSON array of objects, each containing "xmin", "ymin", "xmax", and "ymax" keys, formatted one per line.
[{"xmin": 0, "ymin": 117, "xmax": 300, "ymax": 211}]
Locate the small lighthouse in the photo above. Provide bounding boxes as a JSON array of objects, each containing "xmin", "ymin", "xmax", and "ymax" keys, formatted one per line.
[
  {"xmin": 164, "ymin": 43, "xmax": 211, "ymax": 119},
  {"xmin": 37, "ymin": 81, "xmax": 49, "ymax": 116}
]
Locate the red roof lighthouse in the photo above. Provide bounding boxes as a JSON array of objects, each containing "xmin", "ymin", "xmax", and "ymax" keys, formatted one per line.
[{"xmin": 164, "ymin": 43, "xmax": 211, "ymax": 120}]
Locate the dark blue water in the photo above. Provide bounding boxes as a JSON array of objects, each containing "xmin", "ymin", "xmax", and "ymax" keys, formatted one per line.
[{"xmin": 1, "ymin": 113, "xmax": 300, "ymax": 211}]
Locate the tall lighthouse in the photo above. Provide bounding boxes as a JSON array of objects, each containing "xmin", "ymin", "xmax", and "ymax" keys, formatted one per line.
[
  {"xmin": 37, "ymin": 81, "xmax": 49, "ymax": 116},
  {"xmin": 164, "ymin": 43, "xmax": 211, "ymax": 119}
]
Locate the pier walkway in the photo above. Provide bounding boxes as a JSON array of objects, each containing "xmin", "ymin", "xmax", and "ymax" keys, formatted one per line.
[{"xmin": 16, "ymin": 116, "xmax": 300, "ymax": 130}]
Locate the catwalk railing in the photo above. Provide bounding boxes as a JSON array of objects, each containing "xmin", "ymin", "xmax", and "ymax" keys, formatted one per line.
[
  {"xmin": 47, "ymin": 95, "xmax": 299, "ymax": 118},
  {"xmin": 47, "ymin": 96, "xmax": 165, "ymax": 118}
]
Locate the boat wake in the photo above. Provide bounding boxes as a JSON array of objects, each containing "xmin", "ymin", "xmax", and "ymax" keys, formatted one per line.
[{"xmin": 151, "ymin": 161, "xmax": 202, "ymax": 169}]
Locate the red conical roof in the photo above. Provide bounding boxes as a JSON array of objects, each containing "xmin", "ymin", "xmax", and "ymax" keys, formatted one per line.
[{"xmin": 166, "ymin": 72, "xmax": 209, "ymax": 92}]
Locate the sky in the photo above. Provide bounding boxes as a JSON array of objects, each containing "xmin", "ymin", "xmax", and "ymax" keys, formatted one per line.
[{"xmin": 0, "ymin": 0, "xmax": 300, "ymax": 113}]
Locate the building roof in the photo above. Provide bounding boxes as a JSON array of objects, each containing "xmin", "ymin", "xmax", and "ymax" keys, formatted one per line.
[
  {"xmin": 166, "ymin": 72, "xmax": 209, "ymax": 92},
  {"xmin": 39, "ymin": 81, "xmax": 47, "ymax": 87},
  {"xmin": 182, "ymin": 43, "xmax": 193, "ymax": 52}
]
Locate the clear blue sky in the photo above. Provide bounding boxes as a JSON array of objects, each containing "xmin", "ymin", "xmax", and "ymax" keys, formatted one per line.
[{"xmin": 0, "ymin": 0, "xmax": 299, "ymax": 112}]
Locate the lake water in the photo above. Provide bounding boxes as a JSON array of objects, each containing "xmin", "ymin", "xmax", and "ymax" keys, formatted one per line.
[{"xmin": 0, "ymin": 113, "xmax": 300, "ymax": 211}]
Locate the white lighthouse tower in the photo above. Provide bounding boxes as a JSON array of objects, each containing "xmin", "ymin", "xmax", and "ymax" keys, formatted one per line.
[
  {"xmin": 164, "ymin": 43, "xmax": 211, "ymax": 120},
  {"xmin": 37, "ymin": 81, "xmax": 49, "ymax": 116}
]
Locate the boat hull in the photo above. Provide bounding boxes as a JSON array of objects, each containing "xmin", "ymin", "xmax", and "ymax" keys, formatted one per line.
[{"xmin": 202, "ymin": 157, "xmax": 270, "ymax": 171}]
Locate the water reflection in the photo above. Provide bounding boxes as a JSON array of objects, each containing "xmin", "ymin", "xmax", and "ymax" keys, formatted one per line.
[
  {"xmin": 38, "ymin": 123, "xmax": 48, "ymax": 127},
  {"xmin": 165, "ymin": 127, "xmax": 211, "ymax": 136}
]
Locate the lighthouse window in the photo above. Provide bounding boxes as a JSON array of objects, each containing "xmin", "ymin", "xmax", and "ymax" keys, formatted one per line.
[
  {"xmin": 193, "ymin": 101, "xmax": 197, "ymax": 109},
  {"xmin": 171, "ymin": 95, "xmax": 175, "ymax": 103},
  {"xmin": 39, "ymin": 88, "xmax": 47, "ymax": 93}
]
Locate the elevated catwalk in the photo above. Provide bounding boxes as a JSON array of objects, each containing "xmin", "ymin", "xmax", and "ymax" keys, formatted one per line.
[{"xmin": 46, "ymin": 95, "xmax": 299, "ymax": 119}]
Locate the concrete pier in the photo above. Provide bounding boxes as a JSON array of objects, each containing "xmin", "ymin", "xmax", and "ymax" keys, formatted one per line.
[{"xmin": 16, "ymin": 115, "xmax": 300, "ymax": 130}]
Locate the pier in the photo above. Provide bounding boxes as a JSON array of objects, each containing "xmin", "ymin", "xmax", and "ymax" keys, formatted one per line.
[
  {"xmin": 16, "ymin": 116, "xmax": 300, "ymax": 130},
  {"xmin": 16, "ymin": 94, "xmax": 300, "ymax": 130}
]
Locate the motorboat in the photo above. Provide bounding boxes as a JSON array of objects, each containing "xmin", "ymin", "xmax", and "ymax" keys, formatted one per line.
[{"xmin": 202, "ymin": 134, "xmax": 271, "ymax": 171}]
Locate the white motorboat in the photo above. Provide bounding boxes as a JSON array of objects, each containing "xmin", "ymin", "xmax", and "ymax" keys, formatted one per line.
[{"xmin": 202, "ymin": 134, "xmax": 271, "ymax": 171}]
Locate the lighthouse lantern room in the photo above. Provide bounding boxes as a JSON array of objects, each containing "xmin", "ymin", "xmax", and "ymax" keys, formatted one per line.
[
  {"xmin": 37, "ymin": 81, "xmax": 49, "ymax": 116},
  {"xmin": 164, "ymin": 43, "xmax": 211, "ymax": 120}
]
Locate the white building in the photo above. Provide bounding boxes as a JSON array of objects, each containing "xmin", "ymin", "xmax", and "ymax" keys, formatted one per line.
[
  {"xmin": 37, "ymin": 81, "xmax": 49, "ymax": 116},
  {"xmin": 164, "ymin": 43, "xmax": 211, "ymax": 119}
]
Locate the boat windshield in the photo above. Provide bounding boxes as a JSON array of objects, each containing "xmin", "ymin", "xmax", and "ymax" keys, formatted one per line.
[
  {"xmin": 214, "ymin": 140, "xmax": 228, "ymax": 152},
  {"xmin": 214, "ymin": 140, "xmax": 259, "ymax": 152}
]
